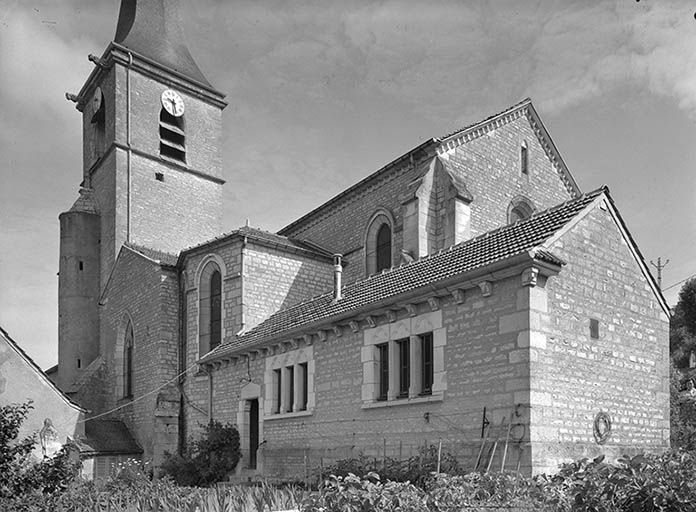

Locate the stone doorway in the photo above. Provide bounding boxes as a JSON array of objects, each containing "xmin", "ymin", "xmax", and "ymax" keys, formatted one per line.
[
  {"xmin": 236, "ymin": 382, "xmax": 263, "ymax": 474},
  {"xmin": 248, "ymin": 398, "xmax": 259, "ymax": 469}
]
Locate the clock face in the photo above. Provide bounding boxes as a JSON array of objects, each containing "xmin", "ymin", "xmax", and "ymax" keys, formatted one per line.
[
  {"xmin": 161, "ymin": 89, "xmax": 185, "ymax": 117},
  {"xmin": 92, "ymin": 87, "xmax": 102, "ymax": 112}
]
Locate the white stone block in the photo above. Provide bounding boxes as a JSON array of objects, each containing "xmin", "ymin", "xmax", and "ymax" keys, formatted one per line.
[
  {"xmin": 433, "ymin": 327, "xmax": 447, "ymax": 347},
  {"xmin": 390, "ymin": 318, "xmax": 410, "ymax": 339},
  {"xmin": 411, "ymin": 310, "xmax": 442, "ymax": 334}
]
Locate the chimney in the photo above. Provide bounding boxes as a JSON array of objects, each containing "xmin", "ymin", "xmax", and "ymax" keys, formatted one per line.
[{"xmin": 333, "ymin": 254, "xmax": 343, "ymax": 301}]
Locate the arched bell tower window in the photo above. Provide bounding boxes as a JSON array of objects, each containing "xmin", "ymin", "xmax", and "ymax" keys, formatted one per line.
[
  {"xmin": 199, "ymin": 260, "xmax": 224, "ymax": 356},
  {"xmin": 159, "ymin": 107, "xmax": 186, "ymax": 163},
  {"xmin": 365, "ymin": 210, "xmax": 394, "ymax": 276},
  {"xmin": 123, "ymin": 320, "xmax": 134, "ymax": 398},
  {"xmin": 508, "ymin": 196, "xmax": 536, "ymax": 224}
]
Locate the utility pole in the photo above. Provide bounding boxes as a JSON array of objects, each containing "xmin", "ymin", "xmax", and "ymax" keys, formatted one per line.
[{"xmin": 650, "ymin": 257, "xmax": 670, "ymax": 290}]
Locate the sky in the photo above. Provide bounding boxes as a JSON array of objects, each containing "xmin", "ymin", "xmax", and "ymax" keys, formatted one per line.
[{"xmin": 0, "ymin": 0, "xmax": 695, "ymax": 370}]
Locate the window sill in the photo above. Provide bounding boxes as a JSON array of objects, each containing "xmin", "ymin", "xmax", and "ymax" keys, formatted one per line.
[
  {"xmin": 362, "ymin": 393, "xmax": 443, "ymax": 409},
  {"xmin": 264, "ymin": 409, "xmax": 313, "ymax": 421}
]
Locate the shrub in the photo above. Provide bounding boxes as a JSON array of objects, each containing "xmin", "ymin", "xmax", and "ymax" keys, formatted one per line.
[
  {"xmin": 545, "ymin": 452, "xmax": 696, "ymax": 511},
  {"xmin": 428, "ymin": 472, "xmax": 550, "ymax": 511},
  {"xmin": 0, "ymin": 401, "xmax": 80, "ymax": 503},
  {"xmin": 320, "ymin": 444, "xmax": 461, "ymax": 488},
  {"xmin": 303, "ymin": 472, "xmax": 428, "ymax": 512},
  {"xmin": 160, "ymin": 421, "xmax": 240, "ymax": 486}
]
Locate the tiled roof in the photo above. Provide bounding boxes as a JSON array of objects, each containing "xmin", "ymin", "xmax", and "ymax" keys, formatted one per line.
[
  {"xmin": 125, "ymin": 243, "xmax": 179, "ymax": 267},
  {"xmin": 179, "ymin": 225, "xmax": 335, "ymax": 262},
  {"xmin": 202, "ymin": 187, "xmax": 605, "ymax": 361},
  {"xmin": 78, "ymin": 419, "xmax": 142, "ymax": 456}
]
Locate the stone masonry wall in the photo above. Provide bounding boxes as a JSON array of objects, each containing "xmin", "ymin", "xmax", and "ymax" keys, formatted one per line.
[
  {"xmin": 98, "ymin": 249, "xmax": 180, "ymax": 463},
  {"xmin": 243, "ymin": 244, "xmax": 334, "ymax": 330},
  {"xmin": 526, "ymin": 201, "xmax": 670, "ymax": 473},
  {"xmin": 281, "ymin": 114, "xmax": 575, "ymax": 284},
  {"xmin": 181, "ymin": 240, "xmax": 335, "ymax": 442},
  {"xmin": 279, "ymin": 160, "xmax": 422, "ymax": 283},
  {"xmin": 207, "ymin": 277, "xmax": 537, "ymax": 480},
  {"xmin": 445, "ymin": 115, "xmax": 574, "ymax": 238}
]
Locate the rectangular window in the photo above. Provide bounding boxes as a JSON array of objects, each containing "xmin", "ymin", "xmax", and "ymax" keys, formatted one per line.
[
  {"xmin": 377, "ymin": 343, "xmax": 389, "ymax": 401},
  {"xmin": 273, "ymin": 369, "xmax": 281, "ymax": 414},
  {"xmin": 590, "ymin": 318, "xmax": 600, "ymax": 340},
  {"xmin": 286, "ymin": 366, "xmax": 295, "ymax": 413},
  {"xmin": 420, "ymin": 333, "xmax": 433, "ymax": 395},
  {"xmin": 299, "ymin": 362, "xmax": 308, "ymax": 411},
  {"xmin": 397, "ymin": 338, "xmax": 410, "ymax": 398}
]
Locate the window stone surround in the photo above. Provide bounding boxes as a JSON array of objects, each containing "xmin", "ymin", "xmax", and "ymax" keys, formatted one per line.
[
  {"xmin": 263, "ymin": 345, "xmax": 315, "ymax": 418},
  {"xmin": 361, "ymin": 310, "xmax": 446, "ymax": 408}
]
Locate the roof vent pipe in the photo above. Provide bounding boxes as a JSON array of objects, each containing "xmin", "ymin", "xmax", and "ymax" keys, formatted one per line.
[{"xmin": 333, "ymin": 254, "xmax": 343, "ymax": 301}]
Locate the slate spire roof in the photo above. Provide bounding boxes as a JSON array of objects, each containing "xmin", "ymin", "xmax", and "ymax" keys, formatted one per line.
[
  {"xmin": 114, "ymin": 0, "xmax": 211, "ymax": 87},
  {"xmin": 201, "ymin": 187, "xmax": 607, "ymax": 362}
]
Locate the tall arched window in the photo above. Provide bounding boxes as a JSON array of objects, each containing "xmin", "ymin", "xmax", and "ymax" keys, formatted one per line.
[
  {"xmin": 210, "ymin": 270, "xmax": 222, "ymax": 350},
  {"xmin": 376, "ymin": 224, "xmax": 392, "ymax": 272},
  {"xmin": 123, "ymin": 320, "xmax": 134, "ymax": 398},
  {"xmin": 365, "ymin": 210, "xmax": 394, "ymax": 276},
  {"xmin": 199, "ymin": 261, "xmax": 223, "ymax": 355}
]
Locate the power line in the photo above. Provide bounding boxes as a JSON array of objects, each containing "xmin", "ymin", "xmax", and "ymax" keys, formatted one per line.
[
  {"xmin": 663, "ymin": 273, "xmax": 696, "ymax": 293},
  {"xmin": 74, "ymin": 360, "xmax": 201, "ymax": 425}
]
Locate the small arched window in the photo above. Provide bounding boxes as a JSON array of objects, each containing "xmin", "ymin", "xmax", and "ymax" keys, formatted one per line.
[
  {"xmin": 123, "ymin": 320, "xmax": 134, "ymax": 398},
  {"xmin": 365, "ymin": 211, "xmax": 394, "ymax": 276},
  {"xmin": 376, "ymin": 224, "xmax": 392, "ymax": 272},
  {"xmin": 507, "ymin": 196, "xmax": 535, "ymax": 224},
  {"xmin": 199, "ymin": 261, "xmax": 223, "ymax": 355}
]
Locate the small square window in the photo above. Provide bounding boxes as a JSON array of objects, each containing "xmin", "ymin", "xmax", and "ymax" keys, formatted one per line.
[
  {"xmin": 590, "ymin": 318, "xmax": 600, "ymax": 339},
  {"xmin": 155, "ymin": 172, "xmax": 164, "ymax": 182}
]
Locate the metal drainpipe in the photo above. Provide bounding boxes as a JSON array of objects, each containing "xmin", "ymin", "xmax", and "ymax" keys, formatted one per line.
[
  {"xmin": 333, "ymin": 254, "xmax": 343, "ymax": 300},
  {"xmin": 239, "ymin": 236, "xmax": 247, "ymax": 332},
  {"xmin": 126, "ymin": 51, "xmax": 133, "ymax": 243}
]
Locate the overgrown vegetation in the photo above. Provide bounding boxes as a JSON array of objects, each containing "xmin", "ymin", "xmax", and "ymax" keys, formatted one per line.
[
  {"xmin": 670, "ymin": 278, "xmax": 696, "ymax": 370},
  {"xmin": 311, "ymin": 451, "xmax": 696, "ymax": 511},
  {"xmin": 160, "ymin": 420, "xmax": 240, "ymax": 486},
  {"xmin": 0, "ymin": 401, "xmax": 80, "ymax": 509},
  {"xmin": 319, "ymin": 445, "xmax": 461, "ymax": 488},
  {"xmin": 670, "ymin": 278, "xmax": 696, "ymax": 451}
]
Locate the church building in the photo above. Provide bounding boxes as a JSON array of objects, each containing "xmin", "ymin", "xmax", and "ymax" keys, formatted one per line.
[{"xmin": 55, "ymin": 0, "xmax": 671, "ymax": 478}]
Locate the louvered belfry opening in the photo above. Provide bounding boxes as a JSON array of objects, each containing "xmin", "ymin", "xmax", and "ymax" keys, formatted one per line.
[{"xmin": 159, "ymin": 108, "xmax": 186, "ymax": 162}]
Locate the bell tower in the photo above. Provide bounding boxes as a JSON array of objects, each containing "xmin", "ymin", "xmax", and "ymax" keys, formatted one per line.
[{"xmin": 57, "ymin": 0, "xmax": 226, "ymax": 389}]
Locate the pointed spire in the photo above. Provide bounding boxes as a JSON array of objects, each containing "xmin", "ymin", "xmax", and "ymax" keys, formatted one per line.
[{"xmin": 114, "ymin": 0, "xmax": 211, "ymax": 87}]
